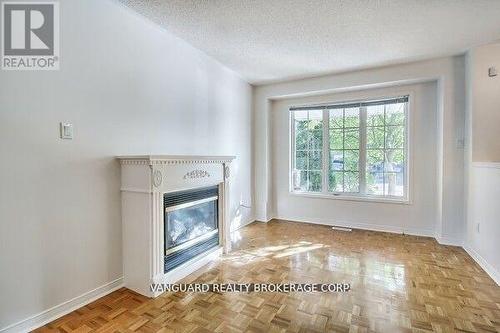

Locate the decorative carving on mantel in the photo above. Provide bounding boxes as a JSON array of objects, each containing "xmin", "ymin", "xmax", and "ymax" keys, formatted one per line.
[
  {"xmin": 152, "ymin": 159, "xmax": 231, "ymax": 165},
  {"xmin": 183, "ymin": 169, "xmax": 211, "ymax": 179},
  {"xmin": 224, "ymin": 166, "xmax": 230, "ymax": 179},
  {"xmin": 152, "ymin": 170, "xmax": 163, "ymax": 187},
  {"xmin": 118, "ymin": 160, "xmax": 151, "ymax": 165}
]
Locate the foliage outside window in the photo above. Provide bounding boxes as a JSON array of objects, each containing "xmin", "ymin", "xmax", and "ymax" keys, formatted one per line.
[{"xmin": 291, "ymin": 96, "xmax": 408, "ymax": 200}]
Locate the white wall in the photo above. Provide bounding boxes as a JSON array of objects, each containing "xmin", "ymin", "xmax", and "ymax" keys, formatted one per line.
[
  {"xmin": 254, "ymin": 56, "xmax": 466, "ymax": 244},
  {"xmin": 271, "ymin": 83, "xmax": 438, "ymax": 235},
  {"xmin": 464, "ymin": 42, "xmax": 500, "ymax": 285},
  {"xmin": 0, "ymin": 0, "xmax": 253, "ymax": 330},
  {"xmin": 465, "ymin": 164, "xmax": 500, "ymax": 284}
]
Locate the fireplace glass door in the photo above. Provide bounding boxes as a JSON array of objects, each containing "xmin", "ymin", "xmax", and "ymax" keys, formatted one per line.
[
  {"xmin": 164, "ymin": 186, "xmax": 219, "ymax": 272},
  {"xmin": 165, "ymin": 198, "xmax": 217, "ymax": 250}
]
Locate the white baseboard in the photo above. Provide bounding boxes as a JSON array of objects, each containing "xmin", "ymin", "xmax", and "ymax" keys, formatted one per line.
[
  {"xmin": 254, "ymin": 216, "xmax": 272, "ymax": 223},
  {"xmin": 0, "ymin": 277, "xmax": 124, "ymax": 333},
  {"xmin": 472, "ymin": 162, "xmax": 500, "ymax": 169},
  {"xmin": 275, "ymin": 216, "xmax": 435, "ymax": 238},
  {"xmin": 254, "ymin": 216, "xmax": 273, "ymax": 223},
  {"xmin": 434, "ymin": 235, "xmax": 463, "ymax": 247},
  {"xmin": 232, "ymin": 216, "xmax": 256, "ymax": 231},
  {"xmin": 463, "ymin": 245, "xmax": 500, "ymax": 286}
]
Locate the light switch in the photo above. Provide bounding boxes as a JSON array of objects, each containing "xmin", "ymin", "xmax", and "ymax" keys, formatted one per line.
[
  {"xmin": 60, "ymin": 122, "xmax": 73, "ymax": 139},
  {"xmin": 488, "ymin": 67, "xmax": 498, "ymax": 77}
]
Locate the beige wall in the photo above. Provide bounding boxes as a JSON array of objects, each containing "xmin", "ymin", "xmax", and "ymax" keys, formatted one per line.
[{"xmin": 470, "ymin": 42, "xmax": 500, "ymax": 162}]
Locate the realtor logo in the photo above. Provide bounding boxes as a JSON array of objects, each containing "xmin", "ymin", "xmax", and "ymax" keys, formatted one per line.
[{"xmin": 1, "ymin": 1, "xmax": 59, "ymax": 70}]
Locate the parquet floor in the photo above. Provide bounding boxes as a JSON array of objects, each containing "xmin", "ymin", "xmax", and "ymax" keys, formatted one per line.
[{"xmin": 36, "ymin": 220, "xmax": 500, "ymax": 333}]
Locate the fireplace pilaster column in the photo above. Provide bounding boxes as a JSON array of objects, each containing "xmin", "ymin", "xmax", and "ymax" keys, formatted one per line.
[{"xmin": 222, "ymin": 162, "xmax": 232, "ymax": 254}]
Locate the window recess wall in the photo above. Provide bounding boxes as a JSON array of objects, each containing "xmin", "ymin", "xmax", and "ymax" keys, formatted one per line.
[{"xmin": 271, "ymin": 82, "xmax": 438, "ymax": 235}]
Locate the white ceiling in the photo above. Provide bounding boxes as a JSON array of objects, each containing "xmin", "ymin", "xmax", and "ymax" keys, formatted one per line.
[{"xmin": 119, "ymin": 0, "xmax": 500, "ymax": 85}]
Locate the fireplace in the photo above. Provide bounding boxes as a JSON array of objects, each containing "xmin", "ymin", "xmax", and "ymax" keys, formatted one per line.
[
  {"xmin": 118, "ymin": 155, "xmax": 234, "ymax": 297},
  {"xmin": 164, "ymin": 186, "xmax": 219, "ymax": 272}
]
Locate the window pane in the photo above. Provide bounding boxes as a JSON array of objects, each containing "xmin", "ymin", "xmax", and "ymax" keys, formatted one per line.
[
  {"xmin": 308, "ymin": 109, "xmax": 323, "ymax": 122},
  {"xmin": 367, "ymin": 149, "xmax": 384, "ymax": 173},
  {"xmin": 309, "ymin": 171, "xmax": 322, "ymax": 192},
  {"xmin": 344, "ymin": 172, "xmax": 359, "ymax": 192},
  {"xmin": 295, "ymin": 150, "xmax": 307, "ymax": 170},
  {"xmin": 367, "ymin": 127, "xmax": 385, "ymax": 149},
  {"xmin": 308, "ymin": 150, "xmax": 322, "ymax": 170},
  {"xmin": 367, "ymin": 105, "xmax": 385, "ymax": 126},
  {"xmin": 293, "ymin": 110, "xmax": 309, "ymax": 121},
  {"xmin": 293, "ymin": 109, "xmax": 324, "ymax": 192},
  {"xmin": 384, "ymin": 172, "xmax": 403, "ymax": 196},
  {"xmin": 386, "ymin": 103, "xmax": 405, "ymax": 125},
  {"xmin": 327, "ymin": 107, "xmax": 360, "ymax": 194},
  {"xmin": 329, "ymin": 109, "xmax": 343, "ymax": 128},
  {"xmin": 330, "ymin": 150, "xmax": 344, "ymax": 171},
  {"xmin": 309, "ymin": 129, "xmax": 323, "ymax": 150},
  {"xmin": 366, "ymin": 172, "xmax": 384, "ymax": 195},
  {"xmin": 385, "ymin": 126, "xmax": 405, "ymax": 148},
  {"xmin": 385, "ymin": 149, "xmax": 404, "ymax": 172},
  {"xmin": 295, "ymin": 123, "xmax": 308, "ymax": 150},
  {"xmin": 329, "ymin": 171, "xmax": 343, "ymax": 192},
  {"xmin": 330, "ymin": 129, "xmax": 343, "ymax": 149},
  {"xmin": 298, "ymin": 170, "xmax": 308, "ymax": 191},
  {"xmin": 344, "ymin": 150, "xmax": 359, "ymax": 171},
  {"xmin": 344, "ymin": 129, "xmax": 359, "ymax": 149},
  {"xmin": 344, "ymin": 107, "xmax": 360, "ymax": 127}
]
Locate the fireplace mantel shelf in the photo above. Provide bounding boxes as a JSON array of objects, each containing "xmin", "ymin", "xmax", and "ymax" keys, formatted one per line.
[{"xmin": 117, "ymin": 155, "xmax": 235, "ymax": 165}]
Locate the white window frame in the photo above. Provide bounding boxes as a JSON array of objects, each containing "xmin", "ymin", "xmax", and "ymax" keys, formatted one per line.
[{"xmin": 289, "ymin": 94, "xmax": 411, "ymax": 204}]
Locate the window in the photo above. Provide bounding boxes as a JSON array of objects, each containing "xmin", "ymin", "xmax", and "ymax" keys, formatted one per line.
[
  {"xmin": 291, "ymin": 96, "xmax": 409, "ymax": 201},
  {"xmin": 329, "ymin": 107, "xmax": 360, "ymax": 193},
  {"xmin": 292, "ymin": 110, "xmax": 323, "ymax": 192}
]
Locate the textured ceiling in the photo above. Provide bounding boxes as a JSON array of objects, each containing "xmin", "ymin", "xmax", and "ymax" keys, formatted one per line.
[{"xmin": 118, "ymin": 0, "xmax": 500, "ymax": 84}]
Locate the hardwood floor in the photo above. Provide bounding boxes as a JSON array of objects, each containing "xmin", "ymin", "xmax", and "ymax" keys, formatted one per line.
[{"xmin": 36, "ymin": 220, "xmax": 500, "ymax": 333}]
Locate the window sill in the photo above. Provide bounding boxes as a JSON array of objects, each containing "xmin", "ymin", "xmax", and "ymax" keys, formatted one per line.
[{"xmin": 289, "ymin": 191, "xmax": 411, "ymax": 205}]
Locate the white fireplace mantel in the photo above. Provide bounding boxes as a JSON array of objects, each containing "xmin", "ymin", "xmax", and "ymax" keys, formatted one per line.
[{"xmin": 117, "ymin": 155, "xmax": 235, "ymax": 297}]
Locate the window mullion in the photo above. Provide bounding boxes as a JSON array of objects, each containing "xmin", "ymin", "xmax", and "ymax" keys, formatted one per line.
[
  {"xmin": 342, "ymin": 109, "xmax": 346, "ymax": 191},
  {"xmin": 322, "ymin": 109, "xmax": 329, "ymax": 193},
  {"xmin": 404, "ymin": 102, "xmax": 409, "ymax": 200},
  {"xmin": 290, "ymin": 112, "xmax": 296, "ymax": 191},
  {"xmin": 383, "ymin": 105, "xmax": 387, "ymax": 196},
  {"xmin": 359, "ymin": 107, "xmax": 367, "ymax": 195}
]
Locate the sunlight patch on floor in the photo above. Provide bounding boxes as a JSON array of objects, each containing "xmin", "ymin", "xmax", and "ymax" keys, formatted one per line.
[{"xmin": 223, "ymin": 241, "xmax": 327, "ymax": 266}]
